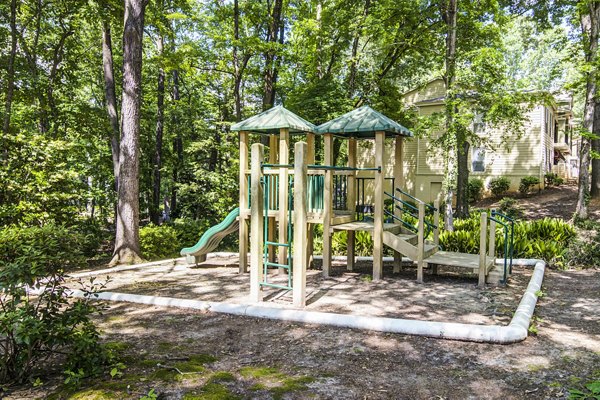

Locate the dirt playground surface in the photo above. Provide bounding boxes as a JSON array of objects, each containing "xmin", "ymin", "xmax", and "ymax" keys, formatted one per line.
[
  {"xmin": 5, "ymin": 260, "xmax": 598, "ymax": 400},
  {"xmin": 5, "ymin": 184, "xmax": 600, "ymax": 399}
]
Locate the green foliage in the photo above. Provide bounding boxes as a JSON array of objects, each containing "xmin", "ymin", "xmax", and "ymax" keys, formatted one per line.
[
  {"xmin": 545, "ymin": 172, "xmax": 564, "ymax": 186},
  {"xmin": 0, "ymin": 225, "xmax": 108, "ymax": 384},
  {"xmin": 467, "ymin": 178, "xmax": 484, "ymax": 203},
  {"xmin": 140, "ymin": 224, "xmax": 179, "ymax": 260},
  {"xmin": 498, "ymin": 197, "xmax": 524, "ymax": 219},
  {"xmin": 569, "ymin": 379, "xmax": 600, "ymax": 400},
  {"xmin": 519, "ymin": 176, "xmax": 541, "ymax": 195},
  {"xmin": 565, "ymin": 221, "xmax": 600, "ymax": 269},
  {"xmin": 488, "ymin": 177, "xmax": 511, "ymax": 197},
  {"xmin": 439, "ymin": 215, "xmax": 575, "ymax": 266}
]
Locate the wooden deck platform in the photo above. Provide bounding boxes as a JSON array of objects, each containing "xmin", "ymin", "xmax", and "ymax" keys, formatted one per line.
[
  {"xmin": 332, "ymin": 221, "xmax": 403, "ymax": 234},
  {"xmin": 425, "ymin": 251, "xmax": 495, "ymax": 274}
]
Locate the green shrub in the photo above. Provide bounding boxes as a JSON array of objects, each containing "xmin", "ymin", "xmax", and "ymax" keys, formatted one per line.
[
  {"xmin": 564, "ymin": 222, "xmax": 600, "ymax": 269},
  {"xmin": 488, "ymin": 177, "xmax": 511, "ymax": 197},
  {"xmin": 497, "ymin": 197, "xmax": 524, "ymax": 219},
  {"xmin": 467, "ymin": 178, "xmax": 484, "ymax": 203},
  {"xmin": 544, "ymin": 172, "xmax": 564, "ymax": 186},
  {"xmin": 0, "ymin": 224, "xmax": 108, "ymax": 384},
  {"xmin": 519, "ymin": 176, "xmax": 540, "ymax": 195},
  {"xmin": 140, "ymin": 224, "xmax": 180, "ymax": 260},
  {"xmin": 171, "ymin": 218, "xmax": 209, "ymax": 250},
  {"xmin": 439, "ymin": 229, "xmax": 479, "ymax": 254}
]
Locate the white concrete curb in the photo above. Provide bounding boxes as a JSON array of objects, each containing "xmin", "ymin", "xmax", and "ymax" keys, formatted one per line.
[{"xmin": 71, "ymin": 259, "xmax": 545, "ymax": 343}]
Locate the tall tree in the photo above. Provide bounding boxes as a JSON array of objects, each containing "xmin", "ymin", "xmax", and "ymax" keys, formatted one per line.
[
  {"xmin": 111, "ymin": 0, "xmax": 147, "ymax": 265},
  {"xmin": 575, "ymin": 0, "xmax": 600, "ymax": 219},
  {"xmin": 151, "ymin": 31, "xmax": 165, "ymax": 224},
  {"xmin": 2, "ymin": 0, "xmax": 18, "ymax": 162},
  {"xmin": 262, "ymin": 0, "xmax": 283, "ymax": 110},
  {"xmin": 441, "ymin": 0, "xmax": 458, "ymax": 228},
  {"xmin": 102, "ymin": 18, "xmax": 121, "ymax": 191},
  {"xmin": 592, "ymin": 98, "xmax": 600, "ymax": 197}
]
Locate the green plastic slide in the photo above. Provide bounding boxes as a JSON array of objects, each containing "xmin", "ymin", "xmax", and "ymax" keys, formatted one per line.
[{"xmin": 180, "ymin": 207, "xmax": 240, "ymax": 264}]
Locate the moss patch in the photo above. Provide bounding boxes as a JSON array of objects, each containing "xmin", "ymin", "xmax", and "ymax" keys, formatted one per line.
[
  {"xmin": 239, "ymin": 366, "xmax": 315, "ymax": 399},
  {"xmin": 207, "ymin": 371, "xmax": 236, "ymax": 383},
  {"xmin": 183, "ymin": 383, "xmax": 240, "ymax": 400}
]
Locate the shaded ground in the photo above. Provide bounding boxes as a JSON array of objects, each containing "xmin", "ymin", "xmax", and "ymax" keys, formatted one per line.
[
  {"xmin": 4, "ymin": 184, "xmax": 600, "ymax": 399},
  {"xmin": 6, "ymin": 268, "xmax": 599, "ymax": 400},
  {"xmin": 474, "ymin": 183, "xmax": 600, "ymax": 221}
]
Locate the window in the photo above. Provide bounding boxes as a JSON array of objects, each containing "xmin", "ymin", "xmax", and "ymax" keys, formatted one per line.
[{"xmin": 472, "ymin": 147, "xmax": 485, "ymax": 172}]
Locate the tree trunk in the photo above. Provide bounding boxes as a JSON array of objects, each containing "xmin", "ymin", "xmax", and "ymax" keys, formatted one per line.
[
  {"xmin": 3, "ymin": 0, "xmax": 17, "ymax": 162},
  {"xmin": 441, "ymin": 0, "xmax": 458, "ymax": 229},
  {"xmin": 591, "ymin": 98, "xmax": 600, "ymax": 198},
  {"xmin": 102, "ymin": 20, "xmax": 121, "ymax": 191},
  {"xmin": 456, "ymin": 135, "xmax": 470, "ymax": 218},
  {"xmin": 151, "ymin": 34, "xmax": 165, "ymax": 225},
  {"xmin": 347, "ymin": 0, "xmax": 370, "ymax": 96},
  {"xmin": 171, "ymin": 69, "xmax": 182, "ymax": 217},
  {"xmin": 576, "ymin": 4, "xmax": 600, "ymax": 219},
  {"xmin": 262, "ymin": 0, "xmax": 283, "ymax": 110},
  {"xmin": 111, "ymin": 0, "xmax": 147, "ymax": 265}
]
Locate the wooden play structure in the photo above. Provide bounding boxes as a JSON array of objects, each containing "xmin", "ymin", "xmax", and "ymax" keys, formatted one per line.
[{"xmin": 180, "ymin": 105, "xmax": 514, "ymax": 307}]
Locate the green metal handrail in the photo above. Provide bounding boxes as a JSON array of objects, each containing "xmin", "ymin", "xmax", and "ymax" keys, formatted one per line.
[
  {"xmin": 491, "ymin": 210, "xmax": 515, "ymax": 274},
  {"xmin": 488, "ymin": 213, "xmax": 514, "ymax": 285},
  {"xmin": 308, "ymin": 164, "xmax": 381, "ymax": 172},
  {"xmin": 395, "ymin": 187, "xmax": 437, "ymax": 212}
]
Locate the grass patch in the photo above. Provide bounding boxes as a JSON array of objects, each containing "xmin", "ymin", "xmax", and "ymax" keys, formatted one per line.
[
  {"xmin": 183, "ymin": 383, "xmax": 240, "ymax": 400},
  {"xmin": 239, "ymin": 366, "xmax": 315, "ymax": 399}
]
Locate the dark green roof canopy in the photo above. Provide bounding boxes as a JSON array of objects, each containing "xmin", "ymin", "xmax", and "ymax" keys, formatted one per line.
[
  {"xmin": 231, "ymin": 105, "xmax": 316, "ymax": 134},
  {"xmin": 315, "ymin": 106, "xmax": 412, "ymax": 138}
]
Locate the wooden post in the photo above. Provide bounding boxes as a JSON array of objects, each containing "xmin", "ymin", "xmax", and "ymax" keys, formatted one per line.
[
  {"xmin": 488, "ymin": 209, "xmax": 496, "ymax": 258},
  {"xmin": 393, "ymin": 136, "xmax": 404, "ymax": 273},
  {"xmin": 373, "ymin": 131, "xmax": 385, "ymax": 280},
  {"xmin": 239, "ymin": 131, "xmax": 249, "ymax": 273},
  {"xmin": 479, "ymin": 211, "xmax": 488, "ymax": 288},
  {"xmin": 293, "ymin": 141, "xmax": 308, "ymax": 307},
  {"xmin": 416, "ymin": 202, "xmax": 425, "ymax": 283},
  {"xmin": 278, "ymin": 128, "xmax": 289, "ymax": 274},
  {"xmin": 306, "ymin": 133, "xmax": 316, "ymax": 269},
  {"xmin": 322, "ymin": 133, "xmax": 333, "ymax": 277},
  {"xmin": 267, "ymin": 134, "xmax": 277, "ymax": 264},
  {"xmin": 347, "ymin": 138, "xmax": 357, "ymax": 271},
  {"xmin": 250, "ymin": 143, "xmax": 264, "ymax": 302}
]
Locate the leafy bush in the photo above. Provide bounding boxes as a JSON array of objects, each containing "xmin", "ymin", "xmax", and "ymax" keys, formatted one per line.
[
  {"xmin": 498, "ymin": 197, "xmax": 524, "ymax": 219},
  {"xmin": 0, "ymin": 224, "xmax": 107, "ymax": 384},
  {"xmin": 467, "ymin": 178, "xmax": 484, "ymax": 203},
  {"xmin": 488, "ymin": 176, "xmax": 511, "ymax": 197},
  {"xmin": 519, "ymin": 176, "xmax": 540, "ymax": 195},
  {"xmin": 544, "ymin": 172, "xmax": 564, "ymax": 186},
  {"xmin": 140, "ymin": 224, "xmax": 179, "ymax": 260},
  {"xmin": 564, "ymin": 221, "xmax": 600, "ymax": 269},
  {"xmin": 439, "ymin": 215, "xmax": 576, "ymax": 266}
]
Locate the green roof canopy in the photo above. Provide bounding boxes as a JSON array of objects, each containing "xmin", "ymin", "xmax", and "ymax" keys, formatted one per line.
[
  {"xmin": 231, "ymin": 105, "xmax": 316, "ymax": 134},
  {"xmin": 315, "ymin": 106, "xmax": 412, "ymax": 138}
]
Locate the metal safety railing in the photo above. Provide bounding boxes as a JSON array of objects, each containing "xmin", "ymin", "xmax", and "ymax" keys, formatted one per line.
[{"xmin": 489, "ymin": 210, "xmax": 515, "ymax": 284}]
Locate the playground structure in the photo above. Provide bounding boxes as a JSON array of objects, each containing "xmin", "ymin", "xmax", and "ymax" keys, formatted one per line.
[{"xmin": 182, "ymin": 105, "xmax": 515, "ymax": 308}]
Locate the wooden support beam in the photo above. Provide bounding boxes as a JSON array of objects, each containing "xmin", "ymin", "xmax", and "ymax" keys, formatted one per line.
[
  {"xmin": 416, "ymin": 202, "xmax": 425, "ymax": 283},
  {"xmin": 373, "ymin": 131, "xmax": 384, "ymax": 280},
  {"xmin": 250, "ymin": 143, "xmax": 264, "ymax": 302},
  {"xmin": 278, "ymin": 128, "xmax": 289, "ymax": 274},
  {"xmin": 306, "ymin": 133, "xmax": 315, "ymax": 270},
  {"xmin": 239, "ymin": 131, "xmax": 249, "ymax": 273},
  {"xmin": 322, "ymin": 133, "xmax": 333, "ymax": 277},
  {"xmin": 479, "ymin": 211, "xmax": 488, "ymax": 288},
  {"xmin": 393, "ymin": 136, "xmax": 404, "ymax": 273},
  {"xmin": 293, "ymin": 141, "xmax": 308, "ymax": 307},
  {"xmin": 347, "ymin": 138, "xmax": 357, "ymax": 271},
  {"xmin": 267, "ymin": 134, "xmax": 278, "ymax": 264}
]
